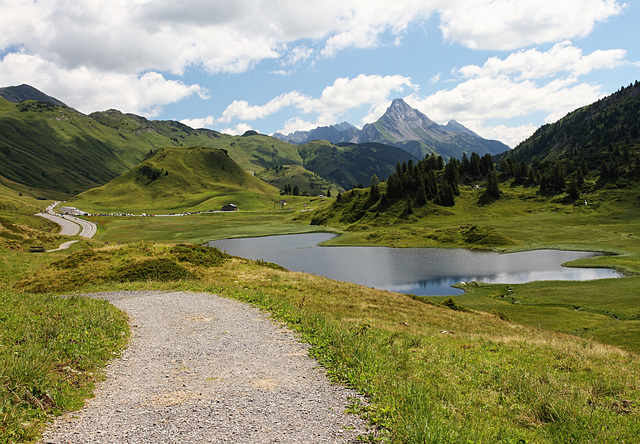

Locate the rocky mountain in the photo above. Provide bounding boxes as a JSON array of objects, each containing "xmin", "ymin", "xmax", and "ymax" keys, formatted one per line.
[
  {"xmin": 273, "ymin": 98, "xmax": 510, "ymax": 160},
  {"xmin": 0, "ymin": 84, "xmax": 69, "ymax": 108},
  {"xmin": 274, "ymin": 121, "xmax": 359, "ymax": 145}
]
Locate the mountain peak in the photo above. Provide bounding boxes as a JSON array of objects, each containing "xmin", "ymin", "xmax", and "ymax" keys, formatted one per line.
[
  {"xmin": 273, "ymin": 97, "xmax": 510, "ymax": 158},
  {"xmin": 0, "ymin": 84, "xmax": 69, "ymax": 108},
  {"xmin": 445, "ymin": 120, "xmax": 479, "ymax": 137},
  {"xmin": 389, "ymin": 97, "xmax": 410, "ymax": 108},
  {"xmin": 385, "ymin": 98, "xmax": 419, "ymax": 117}
]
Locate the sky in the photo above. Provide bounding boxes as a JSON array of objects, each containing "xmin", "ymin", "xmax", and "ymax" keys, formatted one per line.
[{"xmin": 0, "ymin": 1, "xmax": 638, "ymax": 148}]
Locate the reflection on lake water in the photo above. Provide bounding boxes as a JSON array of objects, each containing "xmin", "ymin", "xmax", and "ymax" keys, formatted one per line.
[{"xmin": 209, "ymin": 233, "xmax": 621, "ymax": 296}]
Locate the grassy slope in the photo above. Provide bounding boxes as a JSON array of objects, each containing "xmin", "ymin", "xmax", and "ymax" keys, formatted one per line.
[
  {"xmin": 6, "ymin": 242, "xmax": 639, "ymax": 443},
  {"xmin": 0, "ymin": 100, "xmax": 163, "ymax": 197},
  {"xmin": 0, "ymin": 180, "xmax": 67, "ymax": 252},
  {"xmin": 257, "ymin": 164, "xmax": 340, "ymax": 195},
  {"xmin": 0, "ymin": 290, "xmax": 128, "ymax": 443},
  {"xmin": 70, "ymin": 146, "xmax": 282, "ymax": 213}
]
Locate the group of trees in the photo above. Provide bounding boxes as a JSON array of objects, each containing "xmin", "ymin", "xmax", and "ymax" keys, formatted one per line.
[
  {"xmin": 499, "ymin": 137, "xmax": 640, "ymax": 198},
  {"xmin": 281, "ymin": 183, "xmax": 332, "ymax": 197},
  {"xmin": 281, "ymin": 183, "xmax": 300, "ymax": 196},
  {"xmin": 383, "ymin": 152, "xmax": 498, "ymax": 208}
]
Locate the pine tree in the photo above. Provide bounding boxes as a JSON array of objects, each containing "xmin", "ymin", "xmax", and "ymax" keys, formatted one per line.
[
  {"xmin": 567, "ymin": 178, "xmax": 580, "ymax": 200},
  {"xmin": 415, "ymin": 176, "xmax": 428, "ymax": 206},
  {"xmin": 576, "ymin": 168, "xmax": 584, "ymax": 188},
  {"xmin": 485, "ymin": 171, "xmax": 501, "ymax": 197},
  {"xmin": 437, "ymin": 182, "xmax": 455, "ymax": 206}
]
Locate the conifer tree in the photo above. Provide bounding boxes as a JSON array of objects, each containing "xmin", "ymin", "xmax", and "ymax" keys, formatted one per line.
[{"xmin": 485, "ymin": 171, "xmax": 501, "ymax": 197}]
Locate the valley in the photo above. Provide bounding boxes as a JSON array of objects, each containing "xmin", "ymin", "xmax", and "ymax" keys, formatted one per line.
[{"xmin": 1, "ymin": 83, "xmax": 639, "ymax": 443}]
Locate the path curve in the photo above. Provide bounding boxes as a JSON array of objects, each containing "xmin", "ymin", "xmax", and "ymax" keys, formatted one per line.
[
  {"xmin": 40, "ymin": 291, "xmax": 370, "ymax": 443},
  {"xmin": 37, "ymin": 212, "xmax": 82, "ymax": 236},
  {"xmin": 36, "ymin": 202, "xmax": 98, "ymax": 247}
]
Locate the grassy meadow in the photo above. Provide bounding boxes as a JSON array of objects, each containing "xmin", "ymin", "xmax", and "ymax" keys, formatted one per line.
[
  {"xmin": 2, "ymin": 241, "xmax": 638, "ymax": 443},
  {"xmin": 2, "ymin": 174, "xmax": 640, "ymax": 442}
]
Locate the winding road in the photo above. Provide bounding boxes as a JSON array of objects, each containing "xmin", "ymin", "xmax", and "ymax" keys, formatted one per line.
[{"xmin": 36, "ymin": 202, "xmax": 98, "ymax": 250}]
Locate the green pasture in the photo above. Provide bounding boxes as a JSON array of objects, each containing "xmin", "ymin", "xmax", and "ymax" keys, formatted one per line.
[{"xmin": 6, "ymin": 242, "xmax": 639, "ymax": 443}]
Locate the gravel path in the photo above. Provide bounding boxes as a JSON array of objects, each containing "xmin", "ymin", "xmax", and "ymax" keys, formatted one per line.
[{"xmin": 40, "ymin": 291, "xmax": 371, "ymax": 443}]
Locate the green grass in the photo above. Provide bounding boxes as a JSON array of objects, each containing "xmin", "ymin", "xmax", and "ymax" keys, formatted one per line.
[
  {"xmin": 2, "ymin": 167, "xmax": 640, "ymax": 442},
  {"xmin": 81, "ymin": 199, "xmax": 334, "ymax": 244},
  {"xmin": 8, "ymin": 242, "xmax": 639, "ymax": 443},
  {"xmin": 70, "ymin": 146, "xmax": 282, "ymax": 213},
  {"xmin": 0, "ymin": 291, "xmax": 128, "ymax": 443}
]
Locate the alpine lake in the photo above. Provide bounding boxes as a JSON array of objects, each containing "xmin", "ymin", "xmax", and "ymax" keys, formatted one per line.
[{"xmin": 209, "ymin": 232, "xmax": 621, "ymax": 296}]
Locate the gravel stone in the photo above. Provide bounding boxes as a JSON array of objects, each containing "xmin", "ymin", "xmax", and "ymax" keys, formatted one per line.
[{"xmin": 40, "ymin": 291, "xmax": 371, "ymax": 443}]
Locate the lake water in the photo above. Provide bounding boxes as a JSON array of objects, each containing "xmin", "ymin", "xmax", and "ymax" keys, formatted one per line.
[{"xmin": 208, "ymin": 233, "xmax": 621, "ymax": 296}]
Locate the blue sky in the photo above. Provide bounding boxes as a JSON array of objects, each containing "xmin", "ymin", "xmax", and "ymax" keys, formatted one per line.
[{"xmin": 1, "ymin": 1, "xmax": 638, "ymax": 147}]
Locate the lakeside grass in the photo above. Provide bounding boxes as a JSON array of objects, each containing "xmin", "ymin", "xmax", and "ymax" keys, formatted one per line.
[
  {"xmin": 2, "ymin": 179, "xmax": 640, "ymax": 442},
  {"xmin": 6, "ymin": 242, "xmax": 640, "ymax": 443},
  {"xmin": 86, "ymin": 198, "xmax": 334, "ymax": 245}
]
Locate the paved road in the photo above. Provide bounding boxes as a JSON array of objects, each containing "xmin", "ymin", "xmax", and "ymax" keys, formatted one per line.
[{"xmin": 37, "ymin": 201, "xmax": 98, "ymax": 239}]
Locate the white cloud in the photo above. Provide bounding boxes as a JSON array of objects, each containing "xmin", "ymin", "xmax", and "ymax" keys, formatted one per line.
[
  {"xmin": 181, "ymin": 115, "xmax": 216, "ymax": 129},
  {"xmin": 219, "ymin": 92, "xmax": 309, "ymax": 123},
  {"xmin": 278, "ymin": 117, "xmax": 318, "ymax": 135},
  {"xmin": 215, "ymin": 74, "xmax": 416, "ymax": 133},
  {"xmin": 0, "ymin": 52, "xmax": 205, "ymax": 116},
  {"xmin": 303, "ymin": 74, "xmax": 418, "ymax": 125},
  {"xmin": 413, "ymin": 76, "xmax": 604, "ymax": 122},
  {"xmin": 468, "ymin": 123, "xmax": 539, "ymax": 148},
  {"xmin": 439, "ymin": 0, "xmax": 624, "ymax": 50},
  {"xmin": 4, "ymin": 0, "xmax": 621, "ymax": 78},
  {"xmin": 405, "ymin": 76, "xmax": 604, "ymax": 146},
  {"xmin": 457, "ymin": 41, "xmax": 627, "ymax": 80},
  {"xmin": 285, "ymin": 45, "xmax": 314, "ymax": 66},
  {"xmin": 220, "ymin": 123, "xmax": 254, "ymax": 136}
]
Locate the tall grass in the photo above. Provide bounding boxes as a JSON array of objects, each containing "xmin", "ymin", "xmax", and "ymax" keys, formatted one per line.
[
  {"xmin": 214, "ymin": 278, "xmax": 639, "ymax": 443},
  {"xmin": 0, "ymin": 291, "xmax": 128, "ymax": 443}
]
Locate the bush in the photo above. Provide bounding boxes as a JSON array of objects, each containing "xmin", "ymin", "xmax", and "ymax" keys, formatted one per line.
[
  {"xmin": 170, "ymin": 244, "xmax": 228, "ymax": 267},
  {"xmin": 111, "ymin": 258, "xmax": 193, "ymax": 282}
]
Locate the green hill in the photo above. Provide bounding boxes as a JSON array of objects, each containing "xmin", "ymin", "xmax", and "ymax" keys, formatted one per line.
[
  {"xmin": 501, "ymin": 81, "xmax": 640, "ymax": 164},
  {"xmin": 71, "ymin": 146, "xmax": 281, "ymax": 212},
  {"xmin": 258, "ymin": 164, "xmax": 339, "ymax": 196},
  {"xmin": 1, "ymin": 91, "xmax": 415, "ymax": 199},
  {"xmin": 298, "ymin": 140, "xmax": 417, "ymax": 189},
  {"xmin": 0, "ymin": 99, "xmax": 168, "ymax": 197}
]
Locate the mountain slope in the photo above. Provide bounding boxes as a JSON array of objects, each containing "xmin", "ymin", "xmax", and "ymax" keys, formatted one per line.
[
  {"xmin": 0, "ymin": 84, "xmax": 69, "ymax": 108},
  {"xmin": 299, "ymin": 140, "xmax": 418, "ymax": 189},
  {"xmin": 72, "ymin": 146, "xmax": 280, "ymax": 212},
  {"xmin": 0, "ymin": 84, "xmax": 435, "ymax": 198},
  {"xmin": 0, "ymin": 98, "xmax": 159, "ymax": 197},
  {"xmin": 503, "ymin": 81, "xmax": 640, "ymax": 164}
]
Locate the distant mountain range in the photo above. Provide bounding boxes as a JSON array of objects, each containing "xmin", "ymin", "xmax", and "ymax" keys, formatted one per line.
[
  {"xmin": 274, "ymin": 98, "xmax": 510, "ymax": 159},
  {"xmin": 0, "ymin": 84, "xmax": 415, "ymax": 198}
]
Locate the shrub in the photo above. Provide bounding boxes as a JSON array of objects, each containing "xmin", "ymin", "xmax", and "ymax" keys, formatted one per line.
[
  {"xmin": 170, "ymin": 244, "xmax": 228, "ymax": 267},
  {"xmin": 111, "ymin": 258, "xmax": 193, "ymax": 282}
]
